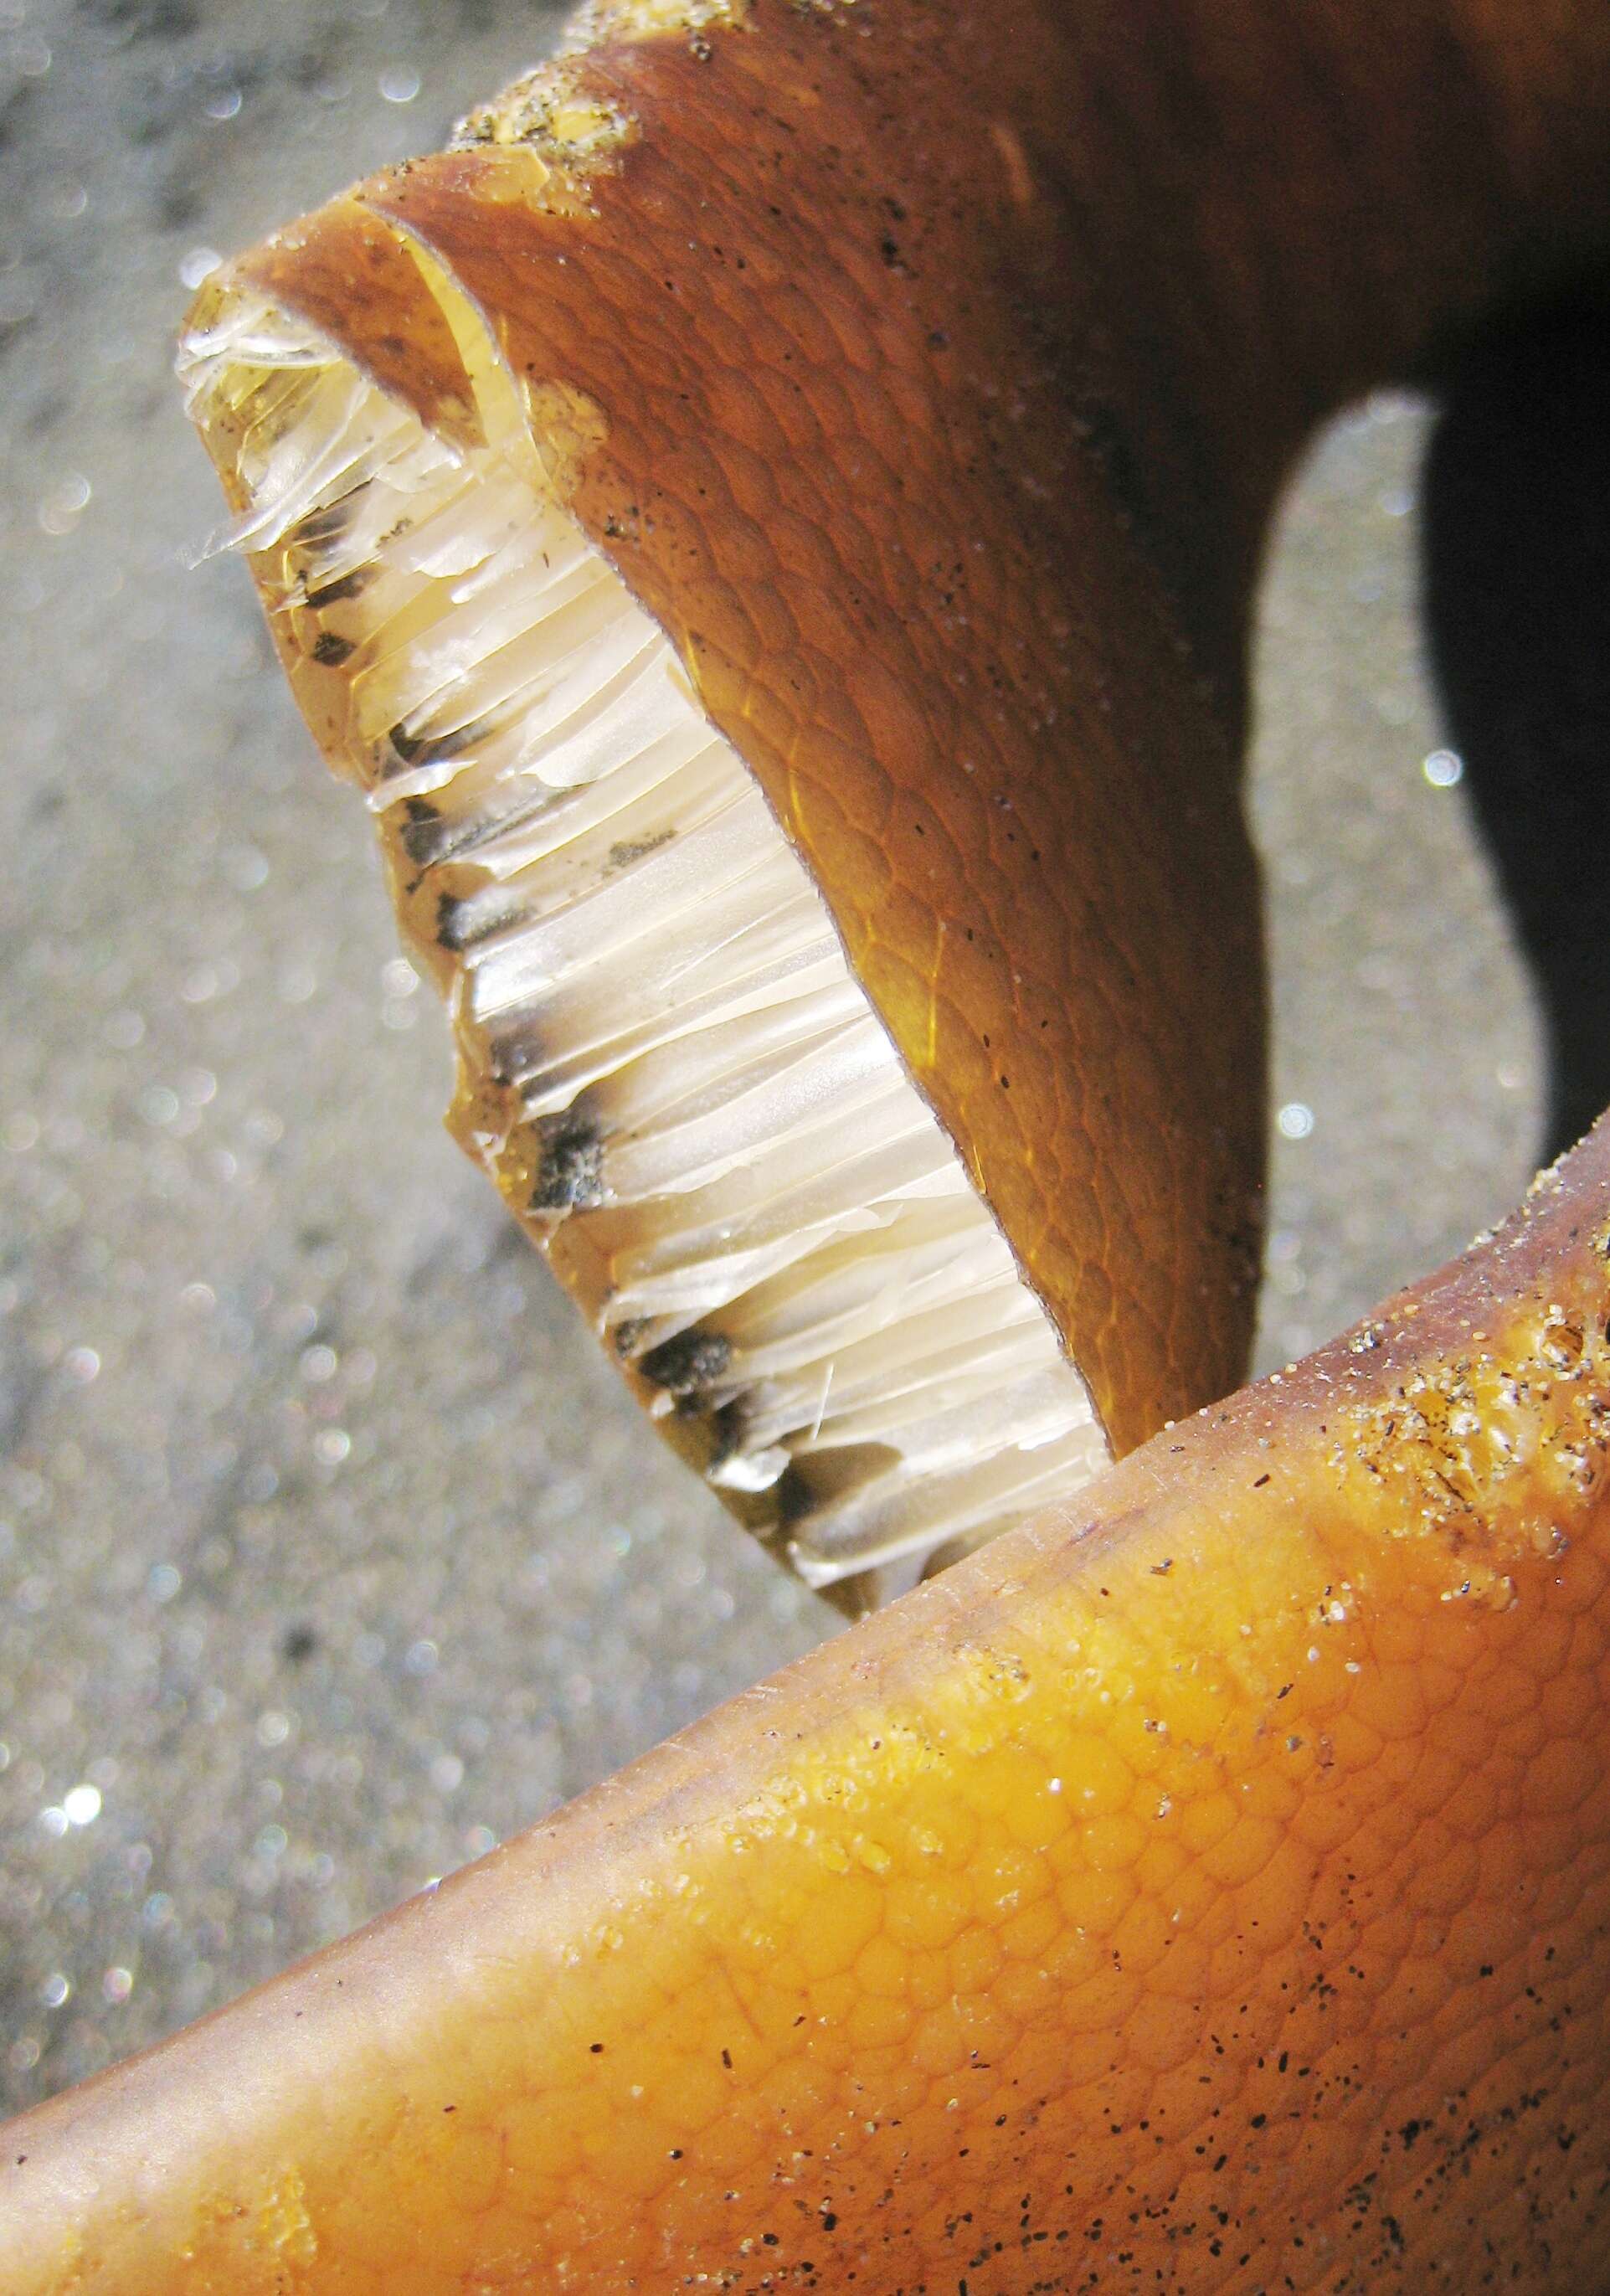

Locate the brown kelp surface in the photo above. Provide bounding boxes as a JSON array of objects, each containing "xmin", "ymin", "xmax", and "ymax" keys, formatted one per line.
[{"xmin": 8, "ymin": 0, "xmax": 1610, "ymax": 2288}]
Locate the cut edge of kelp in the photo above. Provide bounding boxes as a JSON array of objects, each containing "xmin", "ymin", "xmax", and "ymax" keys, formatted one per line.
[{"xmin": 178, "ymin": 232, "xmax": 1112, "ymax": 1611}]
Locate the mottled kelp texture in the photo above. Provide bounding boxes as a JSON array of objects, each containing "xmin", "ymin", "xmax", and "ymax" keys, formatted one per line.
[
  {"xmin": 10, "ymin": 0, "xmax": 1610, "ymax": 2288},
  {"xmin": 8, "ymin": 1113, "xmax": 1610, "ymax": 2290},
  {"xmin": 223, "ymin": 0, "xmax": 1273, "ymax": 1465}
]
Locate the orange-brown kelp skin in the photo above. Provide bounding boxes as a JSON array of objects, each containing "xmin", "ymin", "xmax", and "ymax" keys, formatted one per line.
[
  {"xmin": 8, "ymin": 1117, "xmax": 1610, "ymax": 2291},
  {"xmin": 12, "ymin": 3, "xmax": 1610, "ymax": 2290},
  {"xmin": 194, "ymin": 0, "xmax": 1610, "ymax": 1471},
  {"xmin": 206, "ymin": 0, "xmax": 1275, "ymax": 1460}
]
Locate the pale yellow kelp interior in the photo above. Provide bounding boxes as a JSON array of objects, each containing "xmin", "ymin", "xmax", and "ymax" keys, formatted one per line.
[{"xmin": 177, "ymin": 243, "xmax": 1109, "ymax": 1613}]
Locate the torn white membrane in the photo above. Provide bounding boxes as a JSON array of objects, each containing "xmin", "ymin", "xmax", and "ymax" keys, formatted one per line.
[{"xmin": 180, "ymin": 266, "xmax": 1109, "ymax": 1608}]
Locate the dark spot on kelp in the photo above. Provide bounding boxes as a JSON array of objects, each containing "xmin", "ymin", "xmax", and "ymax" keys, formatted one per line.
[
  {"xmin": 435, "ymin": 888, "xmax": 524, "ymax": 954},
  {"xmin": 311, "ymin": 631, "xmax": 354, "ymax": 667},
  {"xmin": 390, "ymin": 716, "xmax": 489, "ymax": 770},
  {"xmin": 707, "ymin": 1398, "xmax": 762, "ymax": 1475},
  {"xmin": 389, "ymin": 723, "xmax": 430, "ymax": 766},
  {"xmin": 297, "ymin": 501, "xmax": 355, "ymax": 552},
  {"xmin": 606, "ymin": 829, "xmax": 675, "ymax": 871},
  {"xmin": 775, "ymin": 1441, "xmax": 904, "ymax": 1526},
  {"xmin": 306, "ymin": 569, "xmax": 372, "ymax": 609},
  {"xmin": 399, "ymin": 799, "xmax": 441, "ymax": 867},
  {"xmin": 640, "ymin": 1329, "xmax": 733, "ymax": 1397},
  {"xmin": 532, "ymin": 1115, "xmax": 605, "ymax": 1214}
]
